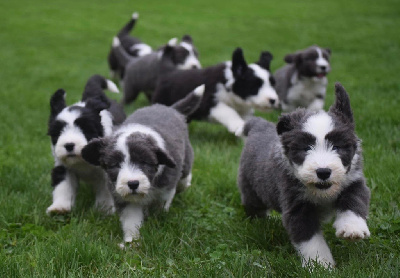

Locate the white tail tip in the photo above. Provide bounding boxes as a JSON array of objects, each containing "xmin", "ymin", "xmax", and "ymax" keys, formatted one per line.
[
  {"xmin": 168, "ymin": 37, "xmax": 178, "ymax": 46},
  {"xmin": 132, "ymin": 12, "xmax": 139, "ymax": 19},
  {"xmin": 193, "ymin": 84, "xmax": 205, "ymax": 97},
  {"xmin": 112, "ymin": 37, "xmax": 120, "ymax": 47},
  {"xmin": 106, "ymin": 80, "xmax": 119, "ymax": 93}
]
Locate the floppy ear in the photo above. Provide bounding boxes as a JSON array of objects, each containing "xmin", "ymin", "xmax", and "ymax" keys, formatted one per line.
[
  {"xmin": 155, "ymin": 148, "xmax": 176, "ymax": 168},
  {"xmin": 81, "ymin": 138, "xmax": 107, "ymax": 166},
  {"xmin": 257, "ymin": 51, "xmax": 273, "ymax": 71},
  {"xmin": 232, "ymin": 48, "xmax": 248, "ymax": 78},
  {"xmin": 181, "ymin": 34, "xmax": 193, "ymax": 44},
  {"xmin": 50, "ymin": 89, "xmax": 66, "ymax": 117},
  {"xmin": 329, "ymin": 82, "xmax": 353, "ymax": 124},
  {"xmin": 85, "ymin": 95, "xmax": 110, "ymax": 113},
  {"xmin": 276, "ymin": 115, "xmax": 294, "ymax": 135},
  {"xmin": 284, "ymin": 53, "xmax": 301, "ymax": 64}
]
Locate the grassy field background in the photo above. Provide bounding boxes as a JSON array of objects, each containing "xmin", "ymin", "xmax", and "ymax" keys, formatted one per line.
[{"xmin": 1, "ymin": 0, "xmax": 399, "ymax": 276}]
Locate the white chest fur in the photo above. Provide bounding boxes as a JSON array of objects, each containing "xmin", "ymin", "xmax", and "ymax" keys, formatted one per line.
[{"xmin": 285, "ymin": 73, "xmax": 327, "ymax": 111}]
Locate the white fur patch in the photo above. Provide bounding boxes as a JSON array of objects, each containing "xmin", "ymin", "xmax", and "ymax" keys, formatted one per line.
[
  {"xmin": 209, "ymin": 101, "xmax": 245, "ymax": 134},
  {"xmin": 46, "ymin": 173, "xmax": 78, "ymax": 214},
  {"xmin": 106, "ymin": 80, "xmax": 119, "ymax": 93},
  {"xmin": 113, "ymin": 124, "xmax": 166, "ymax": 203},
  {"xmin": 193, "ymin": 84, "xmax": 205, "ymax": 97},
  {"xmin": 115, "ymin": 164, "xmax": 151, "ymax": 200},
  {"xmin": 130, "ymin": 43, "xmax": 152, "ymax": 57},
  {"xmin": 54, "ymin": 107, "xmax": 88, "ymax": 162},
  {"xmin": 224, "ymin": 61, "xmax": 235, "ymax": 89},
  {"xmin": 315, "ymin": 47, "xmax": 330, "ymax": 69},
  {"xmin": 120, "ymin": 203, "xmax": 144, "ymax": 242},
  {"xmin": 303, "ymin": 112, "xmax": 333, "ymax": 142},
  {"xmin": 333, "ymin": 210, "xmax": 370, "ymax": 240},
  {"xmin": 247, "ymin": 64, "xmax": 279, "ymax": 109},
  {"xmin": 294, "ymin": 112, "xmax": 347, "ymax": 202},
  {"xmin": 100, "ymin": 110, "xmax": 113, "ymax": 136},
  {"xmin": 132, "ymin": 12, "xmax": 139, "ymax": 19},
  {"xmin": 177, "ymin": 41, "xmax": 201, "ymax": 69},
  {"xmin": 294, "ymin": 232, "xmax": 335, "ymax": 268},
  {"xmin": 112, "ymin": 37, "xmax": 120, "ymax": 47},
  {"xmin": 116, "ymin": 124, "xmax": 165, "ymax": 151},
  {"xmin": 168, "ymin": 37, "xmax": 178, "ymax": 46}
]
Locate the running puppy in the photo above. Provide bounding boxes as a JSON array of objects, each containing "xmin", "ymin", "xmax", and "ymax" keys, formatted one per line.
[
  {"xmin": 274, "ymin": 45, "xmax": 331, "ymax": 111},
  {"xmin": 238, "ymin": 83, "xmax": 370, "ymax": 268},
  {"xmin": 152, "ymin": 48, "xmax": 279, "ymax": 135},
  {"xmin": 47, "ymin": 75, "xmax": 126, "ymax": 215},
  {"xmin": 81, "ymin": 85, "xmax": 204, "ymax": 243},
  {"xmin": 108, "ymin": 12, "xmax": 152, "ymax": 82},
  {"xmin": 112, "ymin": 35, "xmax": 201, "ymax": 104}
]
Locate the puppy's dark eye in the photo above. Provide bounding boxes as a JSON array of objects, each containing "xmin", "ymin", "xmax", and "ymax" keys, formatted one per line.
[
  {"xmin": 332, "ymin": 146, "xmax": 340, "ymax": 151},
  {"xmin": 106, "ymin": 162, "xmax": 120, "ymax": 169},
  {"xmin": 304, "ymin": 146, "xmax": 312, "ymax": 152}
]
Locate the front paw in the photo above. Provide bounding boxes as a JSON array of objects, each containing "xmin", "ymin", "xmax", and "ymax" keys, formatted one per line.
[
  {"xmin": 333, "ymin": 211, "xmax": 370, "ymax": 240},
  {"xmin": 46, "ymin": 202, "xmax": 71, "ymax": 215}
]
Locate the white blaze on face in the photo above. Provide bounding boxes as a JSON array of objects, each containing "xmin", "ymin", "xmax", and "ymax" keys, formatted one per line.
[
  {"xmin": 54, "ymin": 103, "xmax": 88, "ymax": 163},
  {"xmin": 295, "ymin": 112, "xmax": 346, "ymax": 188},
  {"xmin": 247, "ymin": 64, "xmax": 279, "ymax": 109},
  {"xmin": 113, "ymin": 124, "xmax": 165, "ymax": 201},
  {"xmin": 315, "ymin": 47, "xmax": 330, "ymax": 72},
  {"xmin": 177, "ymin": 42, "xmax": 201, "ymax": 70}
]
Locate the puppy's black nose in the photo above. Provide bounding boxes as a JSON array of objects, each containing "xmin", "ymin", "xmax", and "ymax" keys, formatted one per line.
[
  {"xmin": 269, "ymin": 99, "xmax": 276, "ymax": 105},
  {"xmin": 191, "ymin": 65, "xmax": 198, "ymax": 69},
  {"xmin": 316, "ymin": 168, "xmax": 331, "ymax": 180},
  {"xmin": 320, "ymin": 66, "xmax": 327, "ymax": 71},
  {"xmin": 128, "ymin": 180, "xmax": 139, "ymax": 190},
  {"xmin": 64, "ymin": 143, "xmax": 75, "ymax": 152}
]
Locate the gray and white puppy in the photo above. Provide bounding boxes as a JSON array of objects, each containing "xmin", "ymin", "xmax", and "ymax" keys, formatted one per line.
[
  {"xmin": 47, "ymin": 75, "xmax": 126, "ymax": 215},
  {"xmin": 81, "ymin": 85, "xmax": 204, "ymax": 243},
  {"xmin": 112, "ymin": 35, "xmax": 201, "ymax": 104},
  {"xmin": 238, "ymin": 83, "xmax": 370, "ymax": 268},
  {"xmin": 274, "ymin": 45, "xmax": 331, "ymax": 112}
]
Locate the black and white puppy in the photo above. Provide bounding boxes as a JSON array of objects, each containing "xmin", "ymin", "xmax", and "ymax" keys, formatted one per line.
[
  {"xmin": 108, "ymin": 12, "xmax": 152, "ymax": 82},
  {"xmin": 112, "ymin": 35, "xmax": 201, "ymax": 104},
  {"xmin": 152, "ymin": 48, "xmax": 279, "ymax": 135},
  {"xmin": 238, "ymin": 83, "xmax": 370, "ymax": 268},
  {"xmin": 81, "ymin": 85, "xmax": 204, "ymax": 243},
  {"xmin": 47, "ymin": 75, "xmax": 126, "ymax": 215},
  {"xmin": 274, "ymin": 45, "xmax": 331, "ymax": 112}
]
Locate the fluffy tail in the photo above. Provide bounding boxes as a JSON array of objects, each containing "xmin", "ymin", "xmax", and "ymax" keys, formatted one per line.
[
  {"xmin": 82, "ymin": 74, "xmax": 119, "ymax": 102},
  {"xmin": 117, "ymin": 12, "xmax": 139, "ymax": 38},
  {"xmin": 112, "ymin": 37, "xmax": 135, "ymax": 69},
  {"xmin": 171, "ymin": 85, "xmax": 204, "ymax": 117}
]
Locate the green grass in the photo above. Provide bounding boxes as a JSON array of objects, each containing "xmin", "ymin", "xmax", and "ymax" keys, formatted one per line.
[{"xmin": 1, "ymin": 0, "xmax": 399, "ymax": 276}]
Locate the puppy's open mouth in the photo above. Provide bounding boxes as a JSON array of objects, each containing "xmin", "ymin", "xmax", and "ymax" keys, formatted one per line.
[
  {"xmin": 314, "ymin": 182, "xmax": 332, "ymax": 190},
  {"xmin": 316, "ymin": 73, "xmax": 327, "ymax": 78}
]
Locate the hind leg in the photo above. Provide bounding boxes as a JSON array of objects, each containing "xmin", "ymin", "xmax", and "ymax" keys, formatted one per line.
[
  {"xmin": 238, "ymin": 174, "xmax": 268, "ymax": 218},
  {"xmin": 122, "ymin": 80, "xmax": 141, "ymax": 105}
]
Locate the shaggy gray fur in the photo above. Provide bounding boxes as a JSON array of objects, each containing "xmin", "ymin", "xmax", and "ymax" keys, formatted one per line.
[{"xmin": 238, "ymin": 83, "xmax": 370, "ymax": 267}]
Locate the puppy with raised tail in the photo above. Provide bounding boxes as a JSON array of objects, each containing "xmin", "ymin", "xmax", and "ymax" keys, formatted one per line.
[
  {"xmin": 81, "ymin": 85, "xmax": 204, "ymax": 244},
  {"xmin": 112, "ymin": 34, "xmax": 201, "ymax": 104},
  {"xmin": 47, "ymin": 75, "xmax": 126, "ymax": 215},
  {"xmin": 237, "ymin": 83, "xmax": 370, "ymax": 268},
  {"xmin": 108, "ymin": 12, "xmax": 153, "ymax": 83}
]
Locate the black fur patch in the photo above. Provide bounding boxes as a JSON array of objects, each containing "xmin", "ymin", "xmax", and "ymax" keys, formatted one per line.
[
  {"xmin": 232, "ymin": 67, "xmax": 263, "ymax": 99},
  {"xmin": 48, "ymin": 120, "xmax": 67, "ymax": 145},
  {"xmin": 281, "ymin": 131, "xmax": 316, "ymax": 165},
  {"xmin": 325, "ymin": 128, "xmax": 357, "ymax": 167},
  {"xmin": 51, "ymin": 165, "xmax": 67, "ymax": 187}
]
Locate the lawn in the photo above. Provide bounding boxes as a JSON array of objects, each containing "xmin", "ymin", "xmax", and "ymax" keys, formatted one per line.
[{"xmin": 0, "ymin": 0, "xmax": 399, "ymax": 277}]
